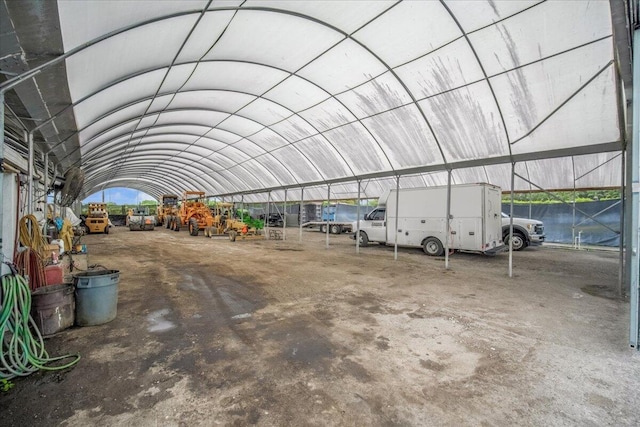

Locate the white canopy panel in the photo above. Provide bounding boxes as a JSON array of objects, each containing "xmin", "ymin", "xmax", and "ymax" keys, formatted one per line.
[{"xmin": 50, "ymin": 0, "xmax": 621, "ymax": 199}]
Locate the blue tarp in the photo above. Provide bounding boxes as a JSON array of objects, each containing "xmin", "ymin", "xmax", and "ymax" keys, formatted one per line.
[{"xmin": 501, "ymin": 200, "xmax": 621, "ymax": 247}]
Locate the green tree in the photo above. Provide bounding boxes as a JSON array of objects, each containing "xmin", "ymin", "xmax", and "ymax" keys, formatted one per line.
[{"xmin": 501, "ymin": 189, "xmax": 621, "ymax": 204}]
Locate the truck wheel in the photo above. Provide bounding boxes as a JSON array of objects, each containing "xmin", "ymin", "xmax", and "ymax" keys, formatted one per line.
[
  {"xmin": 229, "ymin": 231, "xmax": 237, "ymax": 242},
  {"xmin": 330, "ymin": 224, "xmax": 342, "ymax": 234},
  {"xmin": 189, "ymin": 218, "xmax": 199, "ymax": 236},
  {"xmin": 173, "ymin": 217, "xmax": 180, "ymax": 232},
  {"xmin": 104, "ymin": 225, "xmax": 109, "ymax": 234},
  {"xmin": 423, "ymin": 237, "xmax": 444, "ymax": 256},
  {"xmin": 320, "ymin": 224, "xmax": 327, "ymax": 233},
  {"xmin": 504, "ymin": 232, "xmax": 526, "ymax": 251},
  {"xmin": 357, "ymin": 231, "xmax": 369, "ymax": 246},
  {"xmin": 165, "ymin": 216, "xmax": 171, "ymax": 229}
]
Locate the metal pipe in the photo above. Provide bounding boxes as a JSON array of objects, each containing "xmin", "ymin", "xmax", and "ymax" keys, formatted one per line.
[
  {"xmin": 27, "ymin": 131, "xmax": 34, "ymax": 214},
  {"xmin": 43, "ymin": 153, "xmax": 48, "ymax": 234},
  {"xmin": 619, "ymin": 149, "xmax": 625, "ymax": 297},
  {"xmin": 575, "ymin": 231, "xmax": 582, "ymax": 250},
  {"xmin": 326, "ymin": 184, "xmax": 330, "ymax": 249},
  {"xmin": 283, "ymin": 188, "xmax": 287, "ymax": 241},
  {"xmin": 574, "ymin": 201, "xmax": 621, "ymax": 228},
  {"xmin": 394, "ymin": 175, "xmax": 400, "ymax": 261},
  {"xmin": 0, "ymin": 10, "xmax": 209, "ymax": 95},
  {"xmin": 299, "ymin": 187, "xmax": 304, "ymax": 242},
  {"xmin": 628, "ymin": 28, "xmax": 640, "ymax": 350},
  {"xmin": 509, "ymin": 162, "xmax": 515, "ymax": 278},
  {"xmin": 356, "ymin": 180, "xmax": 361, "ymax": 255},
  {"xmin": 445, "ymin": 170, "xmax": 452, "ymax": 269},
  {"xmin": 51, "ymin": 163, "xmax": 57, "ymax": 220},
  {"xmin": 514, "ymin": 172, "xmax": 619, "ymax": 233},
  {"xmin": 572, "ymin": 158, "xmax": 577, "ymax": 249},
  {"xmin": 266, "ymin": 191, "xmax": 271, "ymax": 238},
  {"xmin": 0, "ymin": 92, "xmax": 6, "ymax": 274}
]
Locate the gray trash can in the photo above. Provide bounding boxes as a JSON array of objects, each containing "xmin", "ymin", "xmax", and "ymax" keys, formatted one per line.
[{"xmin": 73, "ymin": 269, "xmax": 120, "ymax": 326}]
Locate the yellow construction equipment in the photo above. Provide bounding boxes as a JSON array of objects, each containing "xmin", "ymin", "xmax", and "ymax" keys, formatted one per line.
[
  {"xmin": 157, "ymin": 194, "xmax": 179, "ymax": 228},
  {"xmin": 170, "ymin": 191, "xmax": 214, "ymax": 236},
  {"xmin": 83, "ymin": 203, "xmax": 110, "ymax": 234},
  {"xmin": 128, "ymin": 206, "xmax": 155, "ymax": 231},
  {"xmin": 204, "ymin": 202, "xmax": 233, "ymax": 237},
  {"xmin": 205, "ymin": 203, "xmax": 264, "ymax": 240}
]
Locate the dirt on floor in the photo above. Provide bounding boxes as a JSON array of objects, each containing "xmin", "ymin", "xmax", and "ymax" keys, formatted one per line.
[{"xmin": 2, "ymin": 226, "xmax": 639, "ymax": 426}]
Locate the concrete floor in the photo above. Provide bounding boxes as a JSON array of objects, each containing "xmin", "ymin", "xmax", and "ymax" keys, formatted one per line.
[{"xmin": 2, "ymin": 226, "xmax": 639, "ymax": 426}]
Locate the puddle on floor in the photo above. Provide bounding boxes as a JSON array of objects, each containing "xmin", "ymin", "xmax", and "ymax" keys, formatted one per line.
[
  {"xmin": 147, "ymin": 308, "xmax": 176, "ymax": 332},
  {"xmin": 580, "ymin": 285, "xmax": 619, "ymax": 300},
  {"xmin": 232, "ymin": 313, "xmax": 252, "ymax": 320}
]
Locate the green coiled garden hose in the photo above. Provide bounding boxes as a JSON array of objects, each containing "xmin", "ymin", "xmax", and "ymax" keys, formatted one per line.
[{"xmin": 1, "ymin": 272, "xmax": 80, "ymax": 380}]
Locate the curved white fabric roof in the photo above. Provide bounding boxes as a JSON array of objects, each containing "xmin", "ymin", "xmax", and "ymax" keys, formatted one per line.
[{"xmin": 34, "ymin": 1, "xmax": 627, "ymax": 199}]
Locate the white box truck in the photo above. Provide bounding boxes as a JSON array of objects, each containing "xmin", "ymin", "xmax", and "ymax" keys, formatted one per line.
[{"xmin": 354, "ymin": 183, "xmax": 505, "ymax": 256}]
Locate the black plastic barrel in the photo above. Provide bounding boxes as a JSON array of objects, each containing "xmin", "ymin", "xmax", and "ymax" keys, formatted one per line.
[
  {"xmin": 31, "ymin": 283, "xmax": 75, "ymax": 336},
  {"xmin": 73, "ymin": 269, "xmax": 120, "ymax": 326}
]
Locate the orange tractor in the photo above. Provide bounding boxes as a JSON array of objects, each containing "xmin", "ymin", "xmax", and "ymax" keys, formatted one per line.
[{"xmin": 168, "ymin": 191, "xmax": 214, "ymax": 236}]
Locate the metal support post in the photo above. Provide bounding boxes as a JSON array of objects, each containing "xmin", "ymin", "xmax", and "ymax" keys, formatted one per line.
[
  {"xmin": 240, "ymin": 195, "xmax": 244, "ymax": 223},
  {"xmin": 356, "ymin": 180, "xmax": 361, "ymax": 254},
  {"xmin": 394, "ymin": 175, "xmax": 400, "ymax": 261},
  {"xmin": 509, "ymin": 162, "xmax": 515, "ymax": 278},
  {"xmin": 629, "ymin": 28, "xmax": 640, "ymax": 350},
  {"xmin": 445, "ymin": 170, "xmax": 452, "ymax": 269},
  {"xmin": 572, "ymin": 168, "xmax": 577, "ymax": 248},
  {"xmin": 620, "ymin": 150, "xmax": 625, "ymax": 297},
  {"xmin": 266, "ymin": 191, "xmax": 271, "ymax": 238},
  {"xmin": 299, "ymin": 187, "xmax": 304, "ymax": 242},
  {"xmin": 326, "ymin": 184, "xmax": 331, "ymax": 249},
  {"xmin": 283, "ymin": 189, "xmax": 287, "ymax": 241}
]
